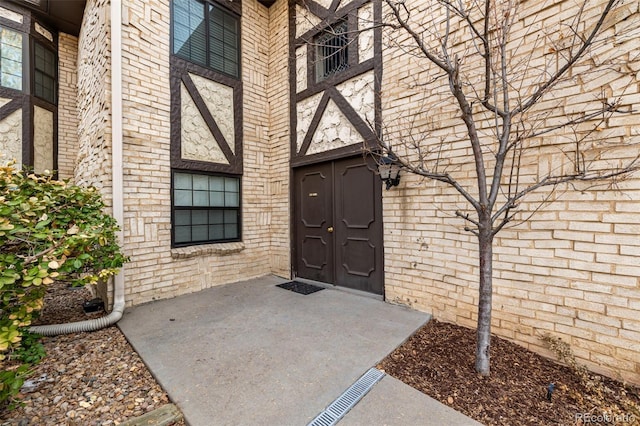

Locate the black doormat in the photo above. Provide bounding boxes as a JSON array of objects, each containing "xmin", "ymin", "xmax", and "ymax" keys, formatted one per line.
[{"xmin": 276, "ymin": 281, "xmax": 325, "ymax": 295}]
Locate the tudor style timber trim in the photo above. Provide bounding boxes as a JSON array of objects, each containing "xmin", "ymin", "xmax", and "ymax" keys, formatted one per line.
[
  {"xmin": 169, "ymin": 56, "xmax": 244, "ymax": 174},
  {"xmin": 290, "ymin": 0, "xmax": 382, "ymax": 167}
]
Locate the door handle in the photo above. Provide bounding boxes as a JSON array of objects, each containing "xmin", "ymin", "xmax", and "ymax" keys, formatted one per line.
[{"xmin": 327, "ymin": 226, "xmax": 334, "ymax": 233}]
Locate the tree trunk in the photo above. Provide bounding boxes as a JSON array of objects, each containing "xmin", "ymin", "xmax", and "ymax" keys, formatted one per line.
[{"xmin": 475, "ymin": 225, "xmax": 493, "ymax": 375}]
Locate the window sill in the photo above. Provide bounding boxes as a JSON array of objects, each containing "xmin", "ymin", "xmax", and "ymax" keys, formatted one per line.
[{"xmin": 171, "ymin": 241, "xmax": 245, "ymax": 259}]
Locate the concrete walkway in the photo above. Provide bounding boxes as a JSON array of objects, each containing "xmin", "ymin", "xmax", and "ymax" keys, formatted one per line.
[{"xmin": 118, "ymin": 275, "xmax": 481, "ymax": 426}]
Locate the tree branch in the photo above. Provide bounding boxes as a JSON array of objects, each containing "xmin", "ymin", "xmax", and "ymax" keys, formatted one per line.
[{"xmin": 514, "ymin": 0, "xmax": 620, "ymax": 114}]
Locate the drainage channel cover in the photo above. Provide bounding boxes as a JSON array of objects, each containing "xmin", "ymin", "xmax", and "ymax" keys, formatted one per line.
[
  {"xmin": 308, "ymin": 368, "xmax": 385, "ymax": 426},
  {"xmin": 276, "ymin": 281, "xmax": 324, "ymax": 295}
]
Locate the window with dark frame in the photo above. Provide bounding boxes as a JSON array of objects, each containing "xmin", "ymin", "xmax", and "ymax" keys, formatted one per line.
[
  {"xmin": 173, "ymin": 171, "xmax": 241, "ymax": 245},
  {"xmin": 172, "ymin": 0, "xmax": 240, "ymax": 78},
  {"xmin": 315, "ymin": 19, "xmax": 349, "ymax": 82},
  {"xmin": 34, "ymin": 42, "xmax": 56, "ymax": 104}
]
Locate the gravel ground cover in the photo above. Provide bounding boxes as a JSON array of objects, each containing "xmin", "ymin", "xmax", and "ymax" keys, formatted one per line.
[{"xmin": 0, "ymin": 283, "xmax": 184, "ymax": 426}]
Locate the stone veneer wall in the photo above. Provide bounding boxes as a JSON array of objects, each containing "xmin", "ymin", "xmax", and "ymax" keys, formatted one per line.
[
  {"xmin": 118, "ymin": 0, "xmax": 290, "ymax": 305},
  {"xmin": 380, "ymin": 0, "xmax": 640, "ymax": 383},
  {"xmin": 57, "ymin": 33, "xmax": 79, "ymax": 180},
  {"xmin": 75, "ymin": 0, "xmax": 112, "ymax": 206}
]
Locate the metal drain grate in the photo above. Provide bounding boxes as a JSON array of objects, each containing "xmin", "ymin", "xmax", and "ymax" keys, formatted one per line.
[
  {"xmin": 308, "ymin": 368, "xmax": 385, "ymax": 426},
  {"xmin": 276, "ymin": 281, "xmax": 325, "ymax": 295}
]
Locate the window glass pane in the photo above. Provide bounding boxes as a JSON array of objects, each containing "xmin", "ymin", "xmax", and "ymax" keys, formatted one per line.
[
  {"xmin": 224, "ymin": 192, "xmax": 239, "ymax": 207},
  {"xmin": 224, "ymin": 177, "xmax": 238, "ymax": 192},
  {"xmin": 193, "ymin": 174, "xmax": 208, "ymax": 190},
  {"xmin": 175, "ymin": 210, "xmax": 191, "ymax": 226},
  {"xmin": 175, "ymin": 226, "xmax": 191, "ymax": 243},
  {"xmin": 209, "ymin": 210, "xmax": 223, "ymax": 224},
  {"xmin": 175, "ymin": 189, "xmax": 192, "ymax": 206},
  {"xmin": 193, "ymin": 190, "xmax": 209, "ymax": 206},
  {"xmin": 209, "ymin": 176, "xmax": 224, "ymax": 191},
  {"xmin": 208, "ymin": 6, "xmax": 239, "ymax": 77},
  {"xmin": 34, "ymin": 43, "xmax": 55, "ymax": 103},
  {"xmin": 192, "ymin": 210, "xmax": 208, "ymax": 225},
  {"xmin": 173, "ymin": 0, "xmax": 206, "ymax": 65},
  {"xmin": 35, "ymin": 71, "xmax": 55, "ymax": 103},
  {"xmin": 175, "ymin": 173, "xmax": 192, "ymax": 189},
  {"xmin": 192, "ymin": 225, "xmax": 208, "ymax": 241},
  {"xmin": 0, "ymin": 27, "xmax": 23, "ymax": 90},
  {"xmin": 210, "ymin": 191, "xmax": 224, "ymax": 207},
  {"xmin": 224, "ymin": 223, "xmax": 238, "ymax": 239},
  {"xmin": 224, "ymin": 209, "xmax": 238, "ymax": 224},
  {"xmin": 209, "ymin": 224, "xmax": 224, "ymax": 240}
]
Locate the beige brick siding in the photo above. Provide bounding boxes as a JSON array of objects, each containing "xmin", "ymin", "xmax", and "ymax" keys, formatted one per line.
[
  {"xmin": 57, "ymin": 33, "xmax": 79, "ymax": 180},
  {"xmin": 380, "ymin": 0, "xmax": 640, "ymax": 383},
  {"xmin": 113, "ymin": 0, "xmax": 291, "ymax": 306},
  {"xmin": 267, "ymin": 0, "xmax": 292, "ymax": 277}
]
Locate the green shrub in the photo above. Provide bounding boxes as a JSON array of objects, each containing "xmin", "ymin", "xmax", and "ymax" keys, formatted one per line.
[{"xmin": 0, "ymin": 160, "xmax": 127, "ymax": 407}]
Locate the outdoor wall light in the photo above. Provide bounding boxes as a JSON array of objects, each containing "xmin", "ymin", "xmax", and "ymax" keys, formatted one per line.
[{"xmin": 379, "ymin": 154, "xmax": 401, "ymax": 190}]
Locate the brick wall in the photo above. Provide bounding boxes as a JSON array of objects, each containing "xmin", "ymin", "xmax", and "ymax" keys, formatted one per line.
[
  {"xmin": 117, "ymin": 0, "xmax": 291, "ymax": 306},
  {"xmin": 267, "ymin": 0, "xmax": 292, "ymax": 277},
  {"xmin": 380, "ymin": 0, "xmax": 640, "ymax": 383},
  {"xmin": 57, "ymin": 33, "xmax": 79, "ymax": 180}
]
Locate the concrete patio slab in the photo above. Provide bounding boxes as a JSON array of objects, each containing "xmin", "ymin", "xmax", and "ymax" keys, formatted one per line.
[
  {"xmin": 118, "ymin": 275, "xmax": 478, "ymax": 425},
  {"xmin": 339, "ymin": 375, "xmax": 483, "ymax": 426}
]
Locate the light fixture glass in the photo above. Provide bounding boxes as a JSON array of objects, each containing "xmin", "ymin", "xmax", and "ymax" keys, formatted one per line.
[{"xmin": 379, "ymin": 154, "xmax": 401, "ymax": 190}]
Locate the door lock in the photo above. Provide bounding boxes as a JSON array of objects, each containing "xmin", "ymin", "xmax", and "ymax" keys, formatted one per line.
[{"xmin": 327, "ymin": 226, "xmax": 334, "ymax": 233}]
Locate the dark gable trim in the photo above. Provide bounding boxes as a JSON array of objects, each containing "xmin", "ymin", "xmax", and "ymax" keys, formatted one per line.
[
  {"xmin": 294, "ymin": 144, "xmax": 366, "ymax": 167},
  {"xmin": 0, "ymin": 95, "xmax": 23, "ymax": 121},
  {"xmin": 298, "ymin": 57, "xmax": 374, "ymax": 100},
  {"xmin": 297, "ymin": 88, "xmax": 376, "ymax": 158},
  {"xmin": 297, "ymin": 91, "xmax": 330, "ymax": 156},
  {"xmin": 170, "ymin": 54, "xmax": 243, "ymax": 175},
  {"xmin": 298, "ymin": 0, "xmax": 330, "ymax": 20},
  {"xmin": 326, "ymin": 86, "xmax": 376, "ymax": 143},
  {"xmin": 294, "ymin": 0, "xmax": 370, "ymax": 44}
]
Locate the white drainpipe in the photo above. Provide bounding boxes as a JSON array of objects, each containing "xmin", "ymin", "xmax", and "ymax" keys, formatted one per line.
[{"xmin": 31, "ymin": 0, "xmax": 125, "ymax": 336}]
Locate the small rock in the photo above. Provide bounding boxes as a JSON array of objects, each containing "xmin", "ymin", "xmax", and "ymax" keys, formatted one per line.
[
  {"xmin": 53, "ymin": 395, "xmax": 62, "ymax": 404},
  {"xmin": 66, "ymin": 410, "xmax": 76, "ymax": 418}
]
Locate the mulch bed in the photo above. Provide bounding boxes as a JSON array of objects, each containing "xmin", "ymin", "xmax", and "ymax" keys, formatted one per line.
[{"xmin": 379, "ymin": 320, "xmax": 640, "ymax": 426}]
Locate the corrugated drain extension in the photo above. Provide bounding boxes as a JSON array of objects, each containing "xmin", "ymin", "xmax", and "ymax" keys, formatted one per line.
[{"xmin": 308, "ymin": 368, "xmax": 385, "ymax": 426}]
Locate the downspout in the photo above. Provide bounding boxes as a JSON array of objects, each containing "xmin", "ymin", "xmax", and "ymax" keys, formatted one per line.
[{"xmin": 31, "ymin": 0, "xmax": 125, "ymax": 336}]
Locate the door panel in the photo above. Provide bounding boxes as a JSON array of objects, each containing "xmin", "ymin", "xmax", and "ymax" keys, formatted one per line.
[
  {"xmin": 295, "ymin": 163, "xmax": 334, "ymax": 283},
  {"xmin": 334, "ymin": 157, "xmax": 383, "ymax": 294},
  {"xmin": 294, "ymin": 157, "xmax": 383, "ymax": 295}
]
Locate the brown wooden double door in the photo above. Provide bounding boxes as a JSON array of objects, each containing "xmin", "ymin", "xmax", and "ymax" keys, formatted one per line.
[{"xmin": 294, "ymin": 156, "xmax": 383, "ymax": 295}]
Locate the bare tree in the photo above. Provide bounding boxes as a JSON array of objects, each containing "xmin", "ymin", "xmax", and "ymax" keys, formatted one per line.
[{"xmin": 374, "ymin": 0, "xmax": 640, "ymax": 375}]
